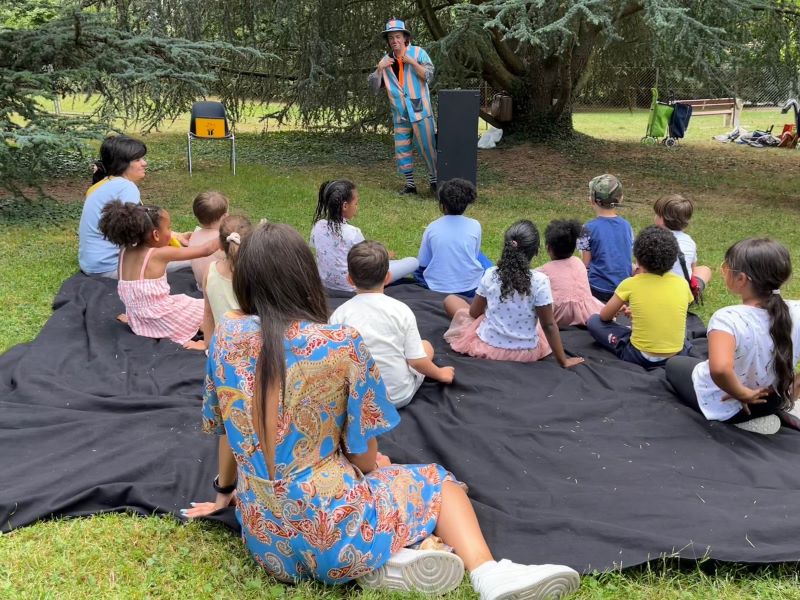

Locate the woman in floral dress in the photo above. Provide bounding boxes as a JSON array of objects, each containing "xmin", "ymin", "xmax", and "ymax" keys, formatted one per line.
[{"xmin": 185, "ymin": 222, "xmax": 579, "ymax": 600}]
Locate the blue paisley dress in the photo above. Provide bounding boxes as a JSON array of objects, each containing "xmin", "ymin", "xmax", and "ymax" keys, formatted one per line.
[{"xmin": 202, "ymin": 315, "xmax": 460, "ymax": 584}]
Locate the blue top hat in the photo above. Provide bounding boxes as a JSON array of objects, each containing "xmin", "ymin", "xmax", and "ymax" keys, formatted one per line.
[{"xmin": 382, "ymin": 18, "xmax": 410, "ymax": 37}]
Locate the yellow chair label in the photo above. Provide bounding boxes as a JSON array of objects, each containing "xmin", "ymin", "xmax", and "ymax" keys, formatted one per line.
[{"xmin": 195, "ymin": 118, "xmax": 226, "ymax": 138}]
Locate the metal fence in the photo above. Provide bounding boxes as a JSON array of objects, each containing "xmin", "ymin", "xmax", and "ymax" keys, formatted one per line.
[{"xmin": 574, "ymin": 66, "xmax": 800, "ymax": 111}]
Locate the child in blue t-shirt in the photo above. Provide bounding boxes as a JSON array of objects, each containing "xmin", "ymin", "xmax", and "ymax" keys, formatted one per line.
[
  {"xmin": 415, "ymin": 178, "xmax": 492, "ymax": 297},
  {"xmin": 576, "ymin": 174, "xmax": 634, "ymax": 302}
]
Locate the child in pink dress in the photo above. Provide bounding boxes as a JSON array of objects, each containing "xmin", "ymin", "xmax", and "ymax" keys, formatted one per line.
[
  {"xmin": 443, "ymin": 220, "xmax": 584, "ymax": 367},
  {"xmin": 537, "ymin": 219, "xmax": 604, "ymax": 327},
  {"xmin": 99, "ymin": 200, "xmax": 220, "ymax": 350}
]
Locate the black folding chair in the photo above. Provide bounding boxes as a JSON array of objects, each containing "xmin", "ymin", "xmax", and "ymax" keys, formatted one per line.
[{"xmin": 187, "ymin": 101, "xmax": 236, "ymax": 175}]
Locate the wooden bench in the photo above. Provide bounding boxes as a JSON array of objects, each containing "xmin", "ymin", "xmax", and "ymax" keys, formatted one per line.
[{"xmin": 674, "ymin": 97, "xmax": 741, "ymax": 127}]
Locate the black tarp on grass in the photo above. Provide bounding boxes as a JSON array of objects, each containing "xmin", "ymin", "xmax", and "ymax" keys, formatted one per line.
[{"xmin": 2, "ymin": 271, "xmax": 799, "ymax": 572}]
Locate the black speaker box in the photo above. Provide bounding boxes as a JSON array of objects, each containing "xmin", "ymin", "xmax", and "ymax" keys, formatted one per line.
[{"xmin": 436, "ymin": 89, "xmax": 480, "ymax": 188}]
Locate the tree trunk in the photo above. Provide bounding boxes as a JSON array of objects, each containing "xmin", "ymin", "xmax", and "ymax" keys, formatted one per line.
[
  {"xmin": 479, "ymin": 22, "xmax": 600, "ymax": 141},
  {"xmin": 496, "ymin": 55, "xmax": 576, "ymax": 140},
  {"xmin": 504, "ymin": 81, "xmax": 575, "ymax": 139}
]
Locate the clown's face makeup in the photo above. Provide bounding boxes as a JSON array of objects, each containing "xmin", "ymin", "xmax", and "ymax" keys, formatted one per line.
[{"xmin": 387, "ymin": 31, "xmax": 406, "ymax": 57}]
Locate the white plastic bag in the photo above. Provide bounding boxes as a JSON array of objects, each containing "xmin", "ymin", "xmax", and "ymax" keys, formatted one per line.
[{"xmin": 478, "ymin": 126, "xmax": 503, "ymax": 149}]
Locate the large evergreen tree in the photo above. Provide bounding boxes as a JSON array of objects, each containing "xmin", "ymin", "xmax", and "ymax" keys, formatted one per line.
[
  {"xmin": 131, "ymin": 0, "xmax": 797, "ymax": 137},
  {"xmin": 2, "ymin": 0, "xmax": 799, "ymax": 193},
  {"xmin": 0, "ymin": 1, "xmax": 266, "ymax": 192}
]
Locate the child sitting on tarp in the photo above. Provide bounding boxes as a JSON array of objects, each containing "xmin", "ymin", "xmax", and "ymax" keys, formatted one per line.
[
  {"xmin": 310, "ymin": 179, "xmax": 418, "ymax": 291},
  {"xmin": 587, "ymin": 226, "xmax": 693, "ymax": 369},
  {"xmin": 99, "ymin": 201, "xmax": 219, "ymax": 350},
  {"xmin": 666, "ymin": 238, "xmax": 800, "ymax": 435},
  {"xmin": 536, "ymin": 219, "xmax": 604, "ymax": 327},
  {"xmin": 415, "ymin": 178, "xmax": 492, "ymax": 297},
  {"xmin": 652, "ymin": 194, "xmax": 712, "ymax": 305},
  {"xmin": 443, "ymin": 219, "xmax": 583, "ymax": 368},
  {"xmin": 576, "ymin": 175, "xmax": 634, "ymax": 303},
  {"xmin": 330, "ymin": 240, "xmax": 454, "ymax": 407},
  {"xmin": 202, "ymin": 215, "xmax": 252, "ymax": 349},
  {"xmin": 189, "ymin": 190, "xmax": 229, "ymax": 291}
]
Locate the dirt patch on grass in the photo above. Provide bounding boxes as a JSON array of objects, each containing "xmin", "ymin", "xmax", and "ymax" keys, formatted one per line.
[
  {"xmin": 479, "ymin": 136, "xmax": 799, "ymax": 211},
  {"xmin": 1, "ymin": 179, "xmax": 87, "ymax": 203}
]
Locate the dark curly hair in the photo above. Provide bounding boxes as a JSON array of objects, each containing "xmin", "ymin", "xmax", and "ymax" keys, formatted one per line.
[
  {"xmin": 724, "ymin": 238, "xmax": 794, "ymax": 405},
  {"xmin": 496, "ymin": 220, "xmax": 540, "ymax": 300},
  {"xmin": 545, "ymin": 219, "xmax": 582, "ymax": 260},
  {"xmin": 98, "ymin": 200, "xmax": 163, "ymax": 247},
  {"xmin": 313, "ymin": 179, "xmax": 356, "ymax": 237},
  {"xmin": 633, "ymin": 225, "xmax": 678, "ymax": 276},
  {"xmin": 438, "ymin": 178, "xmax": 476, "ymax": 216}
]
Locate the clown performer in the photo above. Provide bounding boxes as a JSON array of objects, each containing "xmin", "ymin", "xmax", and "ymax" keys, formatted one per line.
[{"xmin": 369, "ymin": 19, "xmax": 437, "ymax": 196}]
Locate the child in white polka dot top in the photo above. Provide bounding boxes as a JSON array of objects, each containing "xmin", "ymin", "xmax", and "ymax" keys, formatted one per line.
[{"xmin": 443, "ymin": 220, "xmax": 584, "ymax": 366}]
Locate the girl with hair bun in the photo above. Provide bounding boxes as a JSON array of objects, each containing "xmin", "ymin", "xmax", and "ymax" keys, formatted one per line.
[
  {"xmin": 443, "ymin": 220, "xmax": 584, "ymax": 366},
  {"xmin": 667, "ymin": 238, "xmax": 800, "ymax": 435},
  {"xmin": 537, "ymin": 219, "xmax": 604, "ymax": 327},
  {"xmin": 201, "ymin": 214, "xmax": 253, "ymax": 347},
  {"xmin": 98, "ymin": 201, "xmax": 219, "ymax": 350}
]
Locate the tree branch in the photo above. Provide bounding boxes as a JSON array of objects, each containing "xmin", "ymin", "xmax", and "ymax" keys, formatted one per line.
[
  {"xmin": 416, "ymin": 0, "xmax": 449, "ymax": 40},
  {"xmin": 489, "ymin": 28, "xmax": 526, "ymax": 76}
]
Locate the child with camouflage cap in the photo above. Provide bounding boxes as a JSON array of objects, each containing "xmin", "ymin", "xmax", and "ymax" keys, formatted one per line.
[{"xmin": 576, "ymin": 174, "xmax": 634, "ymax": 302}]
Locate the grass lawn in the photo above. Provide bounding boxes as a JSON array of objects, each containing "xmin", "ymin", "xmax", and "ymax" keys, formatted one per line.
[{"xmin": 2, "ymin": 112, "xmax": 800, "ymax": 599}]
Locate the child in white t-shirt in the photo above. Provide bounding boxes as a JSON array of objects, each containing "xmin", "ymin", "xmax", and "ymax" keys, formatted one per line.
[
  {"xmin": 666, "ymin": 238, "xmax": 800, "ymax": 435},
  {"xmin": 329, "ymin": 240, "xmax": 454, "ymax": 407},
  {"xmin": 310, "ymin": 179, "xmax": 418, "ymax": 291},
  {"xmin": 653, "ymin": 194, "xmax": 712, "ymax": 303},
  {"xmin": 443, "ymin": 220, "xmax": 584, "ymax": 367}
]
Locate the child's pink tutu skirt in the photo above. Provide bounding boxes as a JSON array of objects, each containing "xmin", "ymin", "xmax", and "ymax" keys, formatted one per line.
[{"xmin": 443, "ymin": 309, "xmax": 551, "ymax": 362}]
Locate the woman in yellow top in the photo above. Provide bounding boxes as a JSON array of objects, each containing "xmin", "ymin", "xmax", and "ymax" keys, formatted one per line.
[{"xmin": 587, "ymin": 226, "xmax": 694, "ymax": 369}]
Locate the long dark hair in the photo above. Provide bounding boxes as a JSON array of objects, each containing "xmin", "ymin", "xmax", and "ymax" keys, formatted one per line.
[
  {"xmin": 232, "ymin": 222, "xmax": 329, "ymax": 448},
  {"xmin": 496, "ymin": 220, "xmax": 540, "ymax": 300},
  {"xmin": 92, "ymin": 136, "xmax": 147, "ymax": 184},
  {"xmin": 98, "ymin": 200, "xmax": 162, "ymax": 247},
  {"xmin": 724, "ymin": 238, "xmax": 794, "ymax": 405},
  {"xmin": 312, "ymin": 179, "xmax": 356, "ymax": 236}
]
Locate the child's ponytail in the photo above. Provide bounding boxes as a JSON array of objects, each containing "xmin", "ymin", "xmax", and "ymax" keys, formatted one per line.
[
  {"xmin": 91, "ymin": 160, "xmax": 107, "ymax": 185},
  {"xmin": 98, "ymin": 200, "xmax": 161, "ymax": 247},
  {"xmin": 219, "ymin": 215, "xmax": 253, "ymax": 269},
  {"xmin": 765, "ymin": 291, "xmax": 795, "ymax": 406},
  {"xmin": 312, "ymin": 179, "xmax": 356, "ymax": 236},
  {"xmin": 496, "ymin": 220, "xmax": 540, "ymax": 300},
  {"xmin": 724, "ymin": 238, "xmax": 794, "ymax": 405}
]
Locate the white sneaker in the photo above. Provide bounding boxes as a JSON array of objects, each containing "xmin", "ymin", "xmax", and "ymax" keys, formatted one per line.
[
  {"xmin": 471, "ymin": 559, "xmax": 580, "ymax": 600},
  {"xmin": 734, "ymin": 414, "xmax": 781, "ymax": 435},
  {"xmin": 356, "ymin": 547, "xmax": 465, "ymax": 595}
]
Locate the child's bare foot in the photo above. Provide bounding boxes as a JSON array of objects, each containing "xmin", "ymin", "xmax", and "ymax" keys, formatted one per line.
[
  {"xmin": 116, "ymin": 313, "xmax": 129, "ymax": 324},
  {"xmin": 183, "ymin": 340, "xmax": 206, "ymax": 351}
]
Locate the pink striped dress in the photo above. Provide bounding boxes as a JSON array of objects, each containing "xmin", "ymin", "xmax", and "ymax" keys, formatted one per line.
[{"xmin": 117, "ymin": 248, "xmax": 204, "ymax": 346}]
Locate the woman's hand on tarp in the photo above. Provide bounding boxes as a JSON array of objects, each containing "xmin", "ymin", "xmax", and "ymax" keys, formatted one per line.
[
  {"xmin": 181, "ymin": 491, "xmax": 236, "ymax": 519},
  {"xmin": 376, "ymin": 452, "xmax": 392, "ymax": 468}
]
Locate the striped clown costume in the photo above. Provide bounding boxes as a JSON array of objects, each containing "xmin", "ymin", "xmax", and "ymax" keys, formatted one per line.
[{"xmin": 369, "ymin": 19, "xmax": 437, "ymax": 193}]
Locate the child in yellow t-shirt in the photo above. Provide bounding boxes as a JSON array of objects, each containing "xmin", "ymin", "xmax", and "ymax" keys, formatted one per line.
[{"xmin": 587, "ymin": 226, "xmax": 693, "ymax": 369}]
